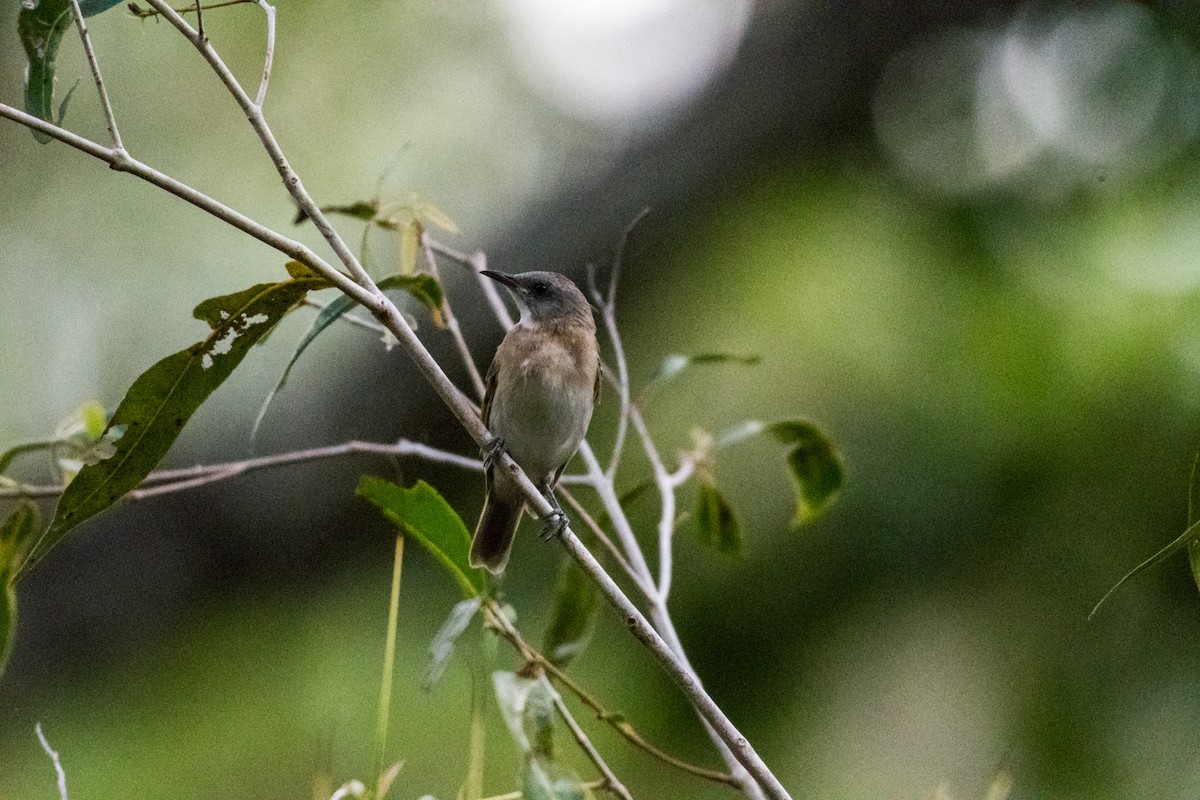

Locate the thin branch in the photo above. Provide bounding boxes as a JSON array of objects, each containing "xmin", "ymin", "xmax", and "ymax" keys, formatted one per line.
[
  {"xmin": 538, "ymin": 672, "xmax": 633, "ymax": 800},
  {"xmin": 421, "ymin": 232, "xmax": 487, "ymax": 400},
  {"xmin": 628, "ymin": 405, "xmax": 676, "ymax": 600},
  {"xmin": 253, "ymin": 1, "xmax": 275, "ymax": 108},
  {"xmin": 35, "ymin": 723, "xmax": 69, "ymax": 800},
  {"xmin": 0, "ymin": 439, "xmax": 483, "ymax": 500},
  {"xmin": 576, "ymin": 442, "xmax": 656, "ymax": 588},
  {"xmin": 0, "ymin": 103, "xmax": 371, "ymax": 306},
  {"xmin": 142, "ymin": 0, "xmax": 375, "ymax": 291},
  {"xmin": 128, "ymin": 0, "xmax": 254, "ymax": 19},
  {"xmin": 428, "ymin": 238, "xmax": 513, "ymax": 329},
  {"xmin": 558, "ymin": 486, "xmax": 655, "ymax": 602},
  {"xmin": 301, "ymin": 297, "xmax": 388, "ymax": 336},
  {"xmin": 69, "ymin": 0, "xmax": 123, "ymax": 150},
  {"xmin": 483, "ymin": 601, "xmax": 736, "ymax": 789}
]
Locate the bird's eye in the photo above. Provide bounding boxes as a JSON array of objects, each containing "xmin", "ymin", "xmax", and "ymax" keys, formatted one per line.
[{"xmin": 530, "ymin": 282, "xmax": 549, "ymax": 297}]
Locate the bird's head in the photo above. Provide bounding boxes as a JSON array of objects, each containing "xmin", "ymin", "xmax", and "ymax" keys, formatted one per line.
[{"xmin": 481, "ymin": 270, "xmax": 593, "ymax": 327}]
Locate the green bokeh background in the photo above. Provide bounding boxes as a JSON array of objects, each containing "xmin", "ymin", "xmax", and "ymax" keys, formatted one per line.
[{"xmin": 4, "ymin": 2, "xmax": 1200, "ymax": 799}]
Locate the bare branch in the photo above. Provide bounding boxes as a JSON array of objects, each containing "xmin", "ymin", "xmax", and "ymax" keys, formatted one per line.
[
  {"xmin": 253, "ymin": 1, "xmax": 275, "ymax": 108},
  {"xmin": 558, "ymin": 486, "xmax": 656, "ymax": 603},
  {"xmin": 0, "ymin": 439, "xmax": 483, "ymax": 500},
  {"xmin": 69, "ymin": 0, "xmax": 123, "ymax": 150},
  {"xmin": 628, "ymin": 404, "xmax": 677, "ymax": 599},
  {"xmin": 421, "ymin": 232, "xmax": 487, "ymax": 400},
  {"xmin": 35, "ymin": 724, "xmax": 69, "ymax": 800},
  {"xmin": 428, "ymin": 238, "xmax": 514, "ymax": 329}
]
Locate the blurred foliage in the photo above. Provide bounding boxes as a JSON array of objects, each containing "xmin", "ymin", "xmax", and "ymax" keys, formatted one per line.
[{"xmin": 5, "ymin": 1, "xmax": 1200, "ymax": 800}]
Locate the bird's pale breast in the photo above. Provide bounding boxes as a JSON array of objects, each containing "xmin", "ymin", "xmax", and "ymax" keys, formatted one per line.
[{"xmin": 488, "ymin": 323, "xmax": 597, "ymax": 483}]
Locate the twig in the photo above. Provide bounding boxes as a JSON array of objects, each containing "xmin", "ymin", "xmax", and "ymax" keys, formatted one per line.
[
  {"xmin": 421, "ymin": 232, "xmax": 486, "ymax": 400},
  {"xmin": 35, "ymin": 723, "xmax": 69, "ymax": 800},
  {"xmin": 253, "ymin": 1, "xmax": 275, "ymax": 108},
  {"xmin": 427, "ymin": 238, "xmax": 513, "ymax": 329},
  {"xmin": 0, "ymin": 439, "xmax": 483, "ymax": 499},
  {"xmin": 128, "ymin": 0, "xmax": 253, "ymax": 19},
  {"xmin": 0, "ymin": 103, "xmax": 371, "ymax": 306},
  {"xmin": 142, "ymin": 0, "xmax": 375, "ymax": 291},
  {"xmin": 483, "ymin": 602, "xmax": 736, "ymax": 788},
  {"xmin": 628, "ymin": 405, "xmax": 676, "ymax": 600},
  {"xmin": 301, "ymin": 298, "xmax": 388, "ymax": 335},
  {"xmin": 558, "ymin": 486, "xmax": 655, "ymax": 602},
  {"xmin": 538, "ymin": 672, "xmax": 633, "ymax": 800},
  {"xmin": 483, "ymin": 605, "xmax": 632, "ymax": 798},
  {"xmin": 69, "ymin": 0, "xmax": 123, "ymax": 150}
]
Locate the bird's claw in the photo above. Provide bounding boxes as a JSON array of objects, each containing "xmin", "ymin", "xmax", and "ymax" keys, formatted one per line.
[
  {"xmin": 482, "ymin": 436, "xmax": 506, "ymax": 470},
  {"xmin": 540, "ymin": 509, "xmax": 569, "ymax": 541}
]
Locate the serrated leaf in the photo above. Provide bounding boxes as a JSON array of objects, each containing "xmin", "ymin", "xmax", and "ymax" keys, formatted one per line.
[
  {"xmin": 15, "ymin": 277, "xmax": 325, "ymax": 579},
  {"xmin": 767, "ymin": 420, "xmax": 843, "ymax": 526},
  {"xmin": 542, "ymin": 559, "xmax": 599, "ymax": 667},
  {"xmin": 649, "ymin": 352, "xmax": 760, "ymax": 388},
  {"xmin": 424, "ymin": 596, "xmax": 483, "ymax": 690},
  {"xmin": 358, "ymin": 477, "xmax": 483, "ymax": 597},
  {"xmin": 1, "ymin": 500, "xmax": 40, "ymax": 678},
  {"xmin": 18, "ymin": 0, "xmax": 124, "ymax": 141},
  {"xmin": 695, "ymin": 480, "xmax": 742, "ymax": 556}
]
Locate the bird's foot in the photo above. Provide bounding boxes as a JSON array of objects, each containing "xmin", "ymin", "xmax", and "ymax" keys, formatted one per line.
[
  {"xmin": 481, "ymin": 436, "xmax": 506, "ymax": 470},
  {"xmin": 540, "ymin": 508, "xmax": 569, "ymax": 541},
  {"xmin": 539, "ymin": 483, "xmax": 568, "ymax": 540}
]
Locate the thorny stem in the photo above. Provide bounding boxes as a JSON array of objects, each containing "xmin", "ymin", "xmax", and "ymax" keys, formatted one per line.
[{"xmin": 2, "ymin": 12, "xmax": 791, "ymax": 798}]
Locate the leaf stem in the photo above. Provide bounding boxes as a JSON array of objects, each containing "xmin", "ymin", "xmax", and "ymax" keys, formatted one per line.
[{"xmin": 374, "ymin": 534, "xmax": 404, "ymax": 789}]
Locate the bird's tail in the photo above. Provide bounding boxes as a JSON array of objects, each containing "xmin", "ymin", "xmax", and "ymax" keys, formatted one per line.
[{"xmin": 470, "ymin": 490, "xmax": 523, "ymax": 574}]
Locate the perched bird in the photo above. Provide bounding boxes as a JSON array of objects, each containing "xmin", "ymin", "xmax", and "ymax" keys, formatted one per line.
[{"xmin": 469, "ymin": 270, "xmax": 600, "ymax": 574}]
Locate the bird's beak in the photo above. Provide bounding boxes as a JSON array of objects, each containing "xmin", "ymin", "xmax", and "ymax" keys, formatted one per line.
[{"xmin": 480, "ymin": 270, "xmax": 523, "ymax": 293}]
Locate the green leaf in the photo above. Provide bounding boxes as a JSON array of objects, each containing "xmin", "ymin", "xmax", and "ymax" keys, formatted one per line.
[
  {"xmin": 542, "ymin": 559, "xmax": 599, "ymax": 667},
  {"xmin": 1091, "ymin": 517, "xmax": 1200, "ymax": 619},
  {"xmin": 648, "ymin": 352, "xmax": 760, "ymax": 389},
  {"xmin": 423, "ymin": 596, "xmax": 483, "ymax": 690},
  {"xmin": 253, "ymin": 272, "xmax": 443, "ymax": 443},
  {"xmin": 322, "ymin": 201, "xmax": 380, "ymax": 222},
  {"xmin": 695, "ymin": 480, "xmax": 742, "ymax": 556},
  {"xmin": 767, "ymin": 420, "xmax": 843, "ymax": 526},
  {"xmin": 16, "ymin": 277, "xmax": 324, "ymax": 579},
  {"xmin": 1187, "ymin": 446, "xmax": 1200, "ymax": 597},
  {"xmin": 522, "ymin": 755, "xmax": 587, "ymax": 800},
  {"xmin": 0, "ymin": 500, "xmax": 40, "ymax": 678},
  {"xmin": 18, "ymin": 0, "xmax": 124, "ymax": 142},
  {"xmin": 492, "ymin": 670, "xmax": 538, "ymax": 753},
  {"xmin": 357, "ymin": 477, "xmax": 483, "ymax": 597}
]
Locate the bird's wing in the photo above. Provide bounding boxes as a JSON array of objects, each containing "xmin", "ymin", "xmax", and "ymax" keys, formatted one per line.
[
  {"xmin": 481, "ymin": 357, "xmax": 499, "ymax": 428},
  {"xmin": 593, "ymin": 358, "xmax": 602, "ymax": 404}
]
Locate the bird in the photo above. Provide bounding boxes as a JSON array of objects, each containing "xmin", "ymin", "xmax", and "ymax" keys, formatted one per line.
[{"xmin": 469, "ymin": 270, "xmax": 600, "ymax": 574}]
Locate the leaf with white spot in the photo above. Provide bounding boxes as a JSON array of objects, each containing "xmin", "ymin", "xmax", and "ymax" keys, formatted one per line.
[{"xmin": 16, "ymin": 276, "xmax": 326, "ymax": 579}]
